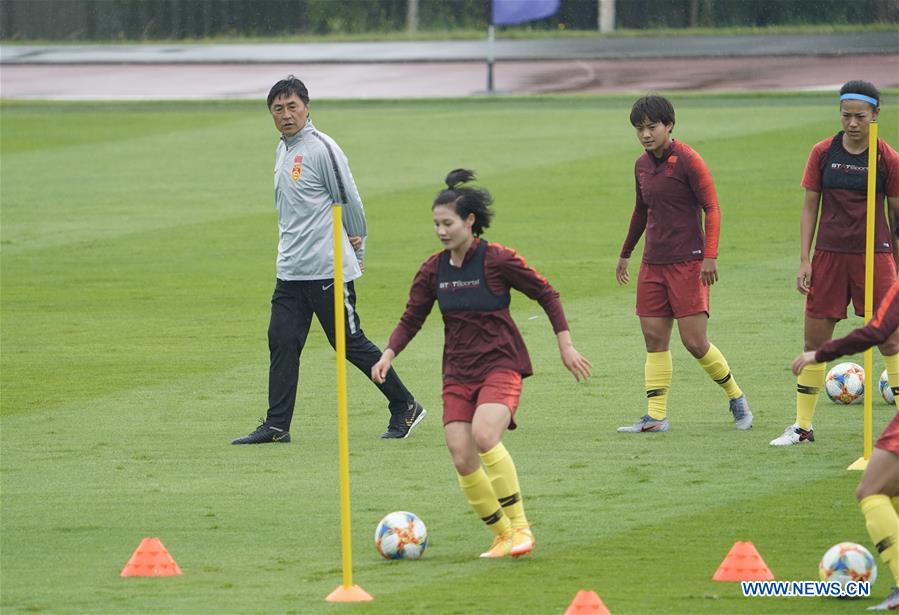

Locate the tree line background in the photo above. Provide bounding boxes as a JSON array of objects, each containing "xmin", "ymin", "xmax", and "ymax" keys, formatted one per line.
[{"xmin": 1, "ymin": 0, "xmax": 896, "ymax": 41}]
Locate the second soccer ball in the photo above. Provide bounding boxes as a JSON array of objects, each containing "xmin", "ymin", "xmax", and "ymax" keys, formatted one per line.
[
  {"xmin": 825, "ymin": 362, "xmax": 865, "ymax": 405},
  {"xmin": 374, "ymin": 511, "xmax": 428, "ymax": 560},
  {"xmin": 819, "ymin": 541, "xmax": 877, "ymax": 588}
]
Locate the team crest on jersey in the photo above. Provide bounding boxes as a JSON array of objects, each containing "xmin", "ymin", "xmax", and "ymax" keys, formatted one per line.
[
  {"xmin": 664, "ymin": 155, "xmax": 678, "ymax": 176},
  {"xmin": 291, "ymin": 155, "xmax": 303, "ymax": 181}
]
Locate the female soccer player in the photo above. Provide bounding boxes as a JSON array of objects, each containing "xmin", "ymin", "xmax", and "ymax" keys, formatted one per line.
[
  {"xmin": 371, "ymin": 169, "xmax": 592, "ymax": 559},
  {"xmin": 792, "ymin": 277, "xmax": 899, "ymax": 610},
  {"xmin": 772, "ymin": 80, "xmax": 899, "ymax": 446},
  {"xmin": 615, "ymin": 95, "xmax": 752, "ymax": 434}
]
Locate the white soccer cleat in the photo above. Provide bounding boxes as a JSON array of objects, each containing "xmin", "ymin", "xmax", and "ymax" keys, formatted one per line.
[
  {"xmin": 617, "ymin": 415, "xmax": 669, "ymax": 433},
  {"xmin": 769, "ymin": 423, "xmax": 815, "ymax": 446}
]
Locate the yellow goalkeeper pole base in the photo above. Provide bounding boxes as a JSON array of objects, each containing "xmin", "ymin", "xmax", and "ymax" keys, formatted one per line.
[{"xmin": 848, "ymin": 456, "xmax": 869, "ymax": 472}]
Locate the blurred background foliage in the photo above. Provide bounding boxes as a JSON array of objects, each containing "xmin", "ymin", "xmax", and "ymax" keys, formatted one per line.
[{"xmin": 1, "ymin": 0, "xmax": 897, "ymax": 41}]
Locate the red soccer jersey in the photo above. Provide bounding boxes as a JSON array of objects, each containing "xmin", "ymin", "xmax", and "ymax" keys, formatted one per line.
[
  {"xmin": 620, "ymin": 140, "xmax": 721, "ymax": 264},
  {"xmin": 815, "ymin": 278, "xmax": 899, "ymax": 362},
  {"xmin": 802, "ymin": 134, "xmax": 899, "ymax": 254},
  {"xmin": 387, "ymin": 239, "xmax": 568, "ymax": 383}
]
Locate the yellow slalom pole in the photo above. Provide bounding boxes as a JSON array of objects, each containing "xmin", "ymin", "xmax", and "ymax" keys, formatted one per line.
[
  {"xmin": 849, "ymin": 120, "xmax": 878, "ymax": 472},
  {"xmin": 325, "ymin": 205, "xmax": 372, "ymax": 603}
]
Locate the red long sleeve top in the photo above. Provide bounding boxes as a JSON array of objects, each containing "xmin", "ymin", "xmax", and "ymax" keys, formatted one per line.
[
  {"xmin": 620, "ymin": 140, "xmax": 721, "ymax": 264},
  {"xmin": 802, "ymin": 134, "xmax": 899, "ymax": 254},
  {"xmin": 387, "ymin": 239, "xmax": 569, "ymax": 383}
]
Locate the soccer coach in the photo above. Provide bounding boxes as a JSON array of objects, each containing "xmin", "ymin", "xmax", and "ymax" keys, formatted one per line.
[{"xmin": 232, "ymin": 76, "xmax": 426, "ymax": 444}]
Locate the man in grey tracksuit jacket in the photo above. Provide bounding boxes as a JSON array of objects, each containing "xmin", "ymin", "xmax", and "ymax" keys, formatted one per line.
[{"xmin": 233, "ymin": 76, "xmax": 426, "ymax": 444}]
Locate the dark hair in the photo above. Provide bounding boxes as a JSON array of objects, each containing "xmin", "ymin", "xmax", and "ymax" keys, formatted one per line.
[
  {"xmin": 840, "ymin": 80, "xmax": 880, "ymax": 108},
  {"xmin": 630, "ymin": 95, "xmax": 675, "ymax": 128},
  {"xmin": 267, "ymin": 75, "xmax": 310, "ymax": 108},
  {"xmin": 433, "ymin": 169, "xmax": 494, "ymax": 237}
]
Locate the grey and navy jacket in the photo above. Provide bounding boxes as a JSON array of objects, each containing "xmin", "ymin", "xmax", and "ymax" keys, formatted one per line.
[{"xmin": 273, "ymin": 119, "xmax": 366, "ymax": 282}]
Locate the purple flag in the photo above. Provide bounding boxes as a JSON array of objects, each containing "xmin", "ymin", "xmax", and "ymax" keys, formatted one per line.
[{"xmin": 492, "ymin": 0, "xmax": 560, "ymax": 25}]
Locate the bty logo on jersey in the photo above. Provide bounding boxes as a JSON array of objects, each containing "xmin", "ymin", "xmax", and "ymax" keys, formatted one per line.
[
  {"xmin": 291, "ymin": 155, "xmax": 304, "ymax": 181},
  {"xmin": 439, "ymin": 279, "xmax": 481, "ymax": 292}
]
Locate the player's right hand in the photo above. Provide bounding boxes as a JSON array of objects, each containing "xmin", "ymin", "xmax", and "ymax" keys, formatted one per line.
[
  {"xmin": 616, "ymin": 257, "xmax": 630, "ymax": 285},
  {"xmin": 791, "ymin": 350, "xmax": 818, "ymax": 375},
  {"xmin": 797, "ymin": 262, "xmax": 812, "ymax": 295}
]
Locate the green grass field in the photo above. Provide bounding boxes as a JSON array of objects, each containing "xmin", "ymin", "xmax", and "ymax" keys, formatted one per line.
[{"xmin": 2, "ymin": 93, "xmax": 898, "ymax": 614}]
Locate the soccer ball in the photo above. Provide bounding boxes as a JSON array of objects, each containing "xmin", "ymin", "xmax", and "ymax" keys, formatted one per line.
[
  {"xmin": 825, "ymin": 362, "xmax": 865, "ymax": 405},
  {"xmin": 881, "ymin": 369, "xmax": 895, "ymax": 405},
  {"xmin": 374, "ymin": 511, "xmax": 428, "ymax": 560},
  {"xmin": 819, "ymin": 542, "xmax": 877, "ymax": 588}
]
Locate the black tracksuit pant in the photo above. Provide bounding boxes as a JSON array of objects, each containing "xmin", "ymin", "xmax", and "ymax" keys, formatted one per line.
[{"xmin": 266, "ymin": 278, "xmax": 413, "ymax": 431}]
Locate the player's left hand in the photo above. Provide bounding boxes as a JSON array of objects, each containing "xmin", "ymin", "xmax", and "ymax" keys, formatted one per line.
[
  {"xmin": 700, "ymin": 258, "xmax": 718, "ymax": 286},
  {"xmin": 561, "ymin": 346, "xmax": 592, "ymax": 382},
  {"xmin": 348, "ymin": 235, "xmax": 363, "ymax": 250},
  {"xmin": 615, "ymin": 257, "xmax": 630, "ymax": 285},
  {"xmin": 791, "ymin": 351, "xmax": 818, "ymax": 375}
]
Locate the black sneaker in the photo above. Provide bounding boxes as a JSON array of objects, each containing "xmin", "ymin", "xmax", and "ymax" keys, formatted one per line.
[
  {"xmin": 231, "ymin": 422, "xmax": 291, "ymax": 444},
  {"xmin": 380, "ymin": 401, "xmax": 427, "ymax": 439}
]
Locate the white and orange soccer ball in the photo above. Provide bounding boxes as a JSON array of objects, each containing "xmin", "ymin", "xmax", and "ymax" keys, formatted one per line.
[
  {"xmin": 374, "ymin": 511, "xmax": 428, "ymax": 560},
  {"xmin": 819, "ymin": 542, "xmax": 877, "ymax": 589},
  {"xmin": 825, "ymin": 362, "xmax": 865, "ymax": 405}
]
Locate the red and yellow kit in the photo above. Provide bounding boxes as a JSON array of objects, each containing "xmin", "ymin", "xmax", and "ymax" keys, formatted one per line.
[
  {"xmin": 804, "ymin": 133, "xmax": 899, "ymax": 319},
  {"xmin": 620, "ymin": 140, "xmax": 720, "ymax": 317}
]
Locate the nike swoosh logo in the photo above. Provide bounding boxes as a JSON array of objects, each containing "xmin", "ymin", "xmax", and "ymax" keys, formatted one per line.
[
  {"xmin": 272, "ymin": 432, "xmax": 289, "ymax": 441},
  {"xmin": 322, "ymin": 282, "xmax": 335, "ymax": 291}
]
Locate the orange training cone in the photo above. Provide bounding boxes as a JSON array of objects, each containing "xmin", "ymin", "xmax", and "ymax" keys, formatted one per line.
[
  {"xmin": 563, "ymin": 589, "xmax": 612, "ymax": 614},
  {"xmin": 712, "ymin": 541, "xmax": 774, "ymax": 582},
  {"xmin": 120, "ymin": 537, "xmax": 182, "ymax": 577}
]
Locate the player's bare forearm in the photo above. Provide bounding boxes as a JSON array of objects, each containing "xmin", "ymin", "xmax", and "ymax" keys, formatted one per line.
[{"xmin": 797, "ymin": 190, "xmax": 820, "ymax": 294}]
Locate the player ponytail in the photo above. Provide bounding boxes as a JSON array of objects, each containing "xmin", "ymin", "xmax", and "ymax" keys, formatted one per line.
[{"xmin": 434, "ymin": 169, "xmax": 494, "ymax": 237}]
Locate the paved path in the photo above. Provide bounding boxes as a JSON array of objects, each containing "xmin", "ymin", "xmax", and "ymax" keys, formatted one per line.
[
  {"xmin": 2, "ymin": 32, "xmax": 896, "ymax": 63},
  {"xmin": 1, "ymin": 33, "xmax": 896, "ymax": 100}
]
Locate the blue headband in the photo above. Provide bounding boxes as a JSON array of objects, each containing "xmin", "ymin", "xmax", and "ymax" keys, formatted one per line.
[{"xmin": 841, "ymin": 93, "xmax": 879, "ymax": 106}]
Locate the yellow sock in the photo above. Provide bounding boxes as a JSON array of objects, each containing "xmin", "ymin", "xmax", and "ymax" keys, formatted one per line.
[
  {"xmin": 645, "ymin": 351, "xmax": 672, "ymax": 421},
  {"xmin": 457, "ymin": 467, "xmax": 511, "ymax": 537},
  {"xmin": 796, "ymin": 362, "xmax": 826, "ymax": 430},
  {"xmin": 885, "ymin": 353, "xmax": 899, "ymax": 408},
  {"xmin": 892, "ymin": 496, "xmax": 899, "ymax": 517},
  {"xmin": 697, "ymin": 344, "xmax": 743, "ymax": 399},
  {"xmin": 861, "ymin": 495, "xmax": 899, "ymax": 586},
  {"xmin": 480, "ymin": 442, "xmax": 527, "ymax": 529}
]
